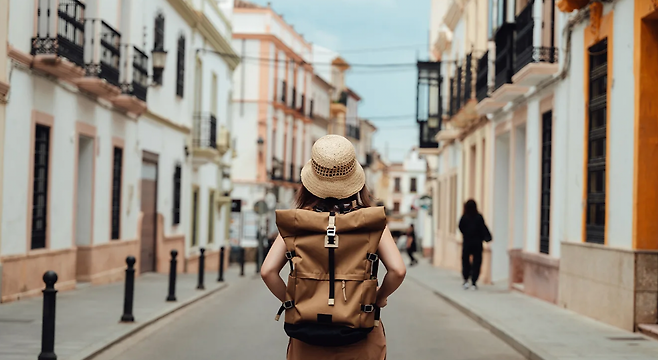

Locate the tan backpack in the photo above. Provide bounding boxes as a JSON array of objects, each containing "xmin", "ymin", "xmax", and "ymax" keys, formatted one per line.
[{"xmin": 274, "ymin": 206, "xmax": 388, "ymax": 347}]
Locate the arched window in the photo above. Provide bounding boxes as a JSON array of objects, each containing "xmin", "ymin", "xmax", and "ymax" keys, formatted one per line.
[{"xmin": 176, "ymin": 35, "xmax": 185, "ymax": 97}]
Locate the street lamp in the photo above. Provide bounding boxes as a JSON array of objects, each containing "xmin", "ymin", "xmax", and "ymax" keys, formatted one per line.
[
  {"xmin": 151, "ymin": 49, "xmax": 167, "ymax": 86},
  {"xmin": 257, "ymin": 137, "xmax": 265, "ymax": 156}
]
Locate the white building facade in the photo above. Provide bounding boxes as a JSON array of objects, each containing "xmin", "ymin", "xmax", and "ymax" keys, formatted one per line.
[
  {"xmin": 0, "ymin": 0, "xmax": 237, "ymax": 302},
  {"xmin": 386, "ymin": 150, "xmax": 427, "ymax": 243}
]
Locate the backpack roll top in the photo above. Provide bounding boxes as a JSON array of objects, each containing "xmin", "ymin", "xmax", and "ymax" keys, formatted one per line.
[{"xmin": 274, "ymin": 207, "xmax": 387, "ymax": 347}]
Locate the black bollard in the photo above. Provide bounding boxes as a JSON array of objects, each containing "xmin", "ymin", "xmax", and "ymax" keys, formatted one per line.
[
  {"xmin": 197, "ymin": 248, "xmax": 205, "ymax": 290},
  {"xmin": 120, "ymin": 256, "xmax": 136, "ymax": 323},
  {"xmin": 240, "ymin": 247, "xmax": 245, "ymax": 277},
  {"xmin": 166, "ymin": 250, "xmax": 178, "ymax": 302},
  {"xmin": 217, "ymin": 246, "xmax": 225, "ymax": 282},
  {"xmin": 38, "ymin": 271, "xmax": 58, "ymax": 360}
]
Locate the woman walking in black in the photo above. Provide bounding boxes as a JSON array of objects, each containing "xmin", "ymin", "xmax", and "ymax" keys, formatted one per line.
[
  {"xmin": 406, "ymin": 224, "xmax": 418, "ymax": 266},
  {"xmin": 458, "ymin": 200, "xmax": 491, "ymax": 290}
]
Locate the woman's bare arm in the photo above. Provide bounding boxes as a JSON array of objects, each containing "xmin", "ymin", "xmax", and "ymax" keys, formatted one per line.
[
  {"xmin": 376, "ymin": 227, "xmax": 406, "ymax": 307},
  {"xmin": 260, "ymin": 235, "xmax": 288, "ymax": 302}
]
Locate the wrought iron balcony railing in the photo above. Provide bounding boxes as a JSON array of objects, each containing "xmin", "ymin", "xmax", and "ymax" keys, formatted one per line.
[
  {"xmin": 193, "ymin": 113, "xmax": 218, "ymax": 149},
  {"xmin": 121, "ymin": 46, "xmax": 148, "ymax": 101},
  {"xmin": 270, "ymin": 158, "xmax": 284, "ymax": 181},
  {"xmin": 31, "ymin": 0, "xmax": 86, "ymax": 68},
  {"xmin": 419, "ymin": 121, "xmax": 439, "ymax": 149},
  {"xmin": 346, "ymin": 124, "xmax": 361, "ymax": 140},
  {"xmin": 476, "ymin": 51, "xmax": 489, "ymax": 102},
  {"xmin": 513, "ymin": 1, "xmax": 558, "ymax": 73},
  {"xmin": 494, "ymin": 24, "xmax": 515, "ymax": 91},
  {"xmin": 84, "ymin": 19, "xmax": 121, "ymax": 87}
]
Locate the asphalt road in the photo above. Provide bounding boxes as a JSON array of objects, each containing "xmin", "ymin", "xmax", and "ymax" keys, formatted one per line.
[{"xmin": 94, "ymin": 266, "xmax": 524, "ymax": 360}]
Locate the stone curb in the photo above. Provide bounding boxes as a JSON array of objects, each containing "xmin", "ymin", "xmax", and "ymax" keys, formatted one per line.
[
  {"xmin": 408, "ymin": 276, "xmax": 556, "ymax": 360},
  {"xmin": 69, "ymin": 283, "xmax": 229, "ymax": 360}
]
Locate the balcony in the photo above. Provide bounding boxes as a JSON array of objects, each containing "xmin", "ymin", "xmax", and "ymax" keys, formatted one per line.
[
  {"xmin": 450, "ymin": 54, "xmax": 480, "ymax": 128},
  {"xmin": 31, "ymin": 0, "xmax": 86, "ymax": 79},
  {"xmin": 512, "ymin": 1, "xmax": 559, "ymax": 86},
  {"xmin": 75, "ymin": 19, "xmax": 122, "ymax": 99},
  {"xmin": 192, "ymin": 113, "xmax": 219, "ymax": 166},
  {"xmin": 270, "ymin": 158, "xmax": 284, "ymax": 181},
  {"xmin": 112, "ymin": 46, "xmax": 148, "ymax": 114},
  {"xmin": 419, "ymin": 121, "xmax": 439, "ymax": 149},
  {"xmin": 491, "ymin": 23, "xmax": 529, "ymax": 105},
  {"xmin": 475, "ymin": 51, "xmax": 505, "ymax": 115},
  {"xmin": 346, "ymin": 124, "xmax": 361, "ymax": 140}
]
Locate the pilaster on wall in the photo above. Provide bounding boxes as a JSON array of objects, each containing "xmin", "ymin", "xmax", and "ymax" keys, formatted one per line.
[{"xmin": 633, "ymin": 0, "xmax": 658, "ymax": 250}]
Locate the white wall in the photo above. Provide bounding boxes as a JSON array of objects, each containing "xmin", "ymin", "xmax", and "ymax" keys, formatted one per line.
[
  {"xmin": 1, "ymin": 71, "xmax": 140, "ymax": 255},
  {"xmin": 525, "ymin": 99, "xmax": 541, "ymax": 254},
  {"xmin": 492, "ymin": 133, "xmax": 510, "ymax": 282},
  {"xmin": 513, "ymin": 124, "xmax": 526, "ymax": 250}
]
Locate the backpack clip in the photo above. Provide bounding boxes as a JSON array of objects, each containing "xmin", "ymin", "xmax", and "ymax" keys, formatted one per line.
[{"xmin": 325, "ymin": 214, "xmax": 339, "ymax": 248}]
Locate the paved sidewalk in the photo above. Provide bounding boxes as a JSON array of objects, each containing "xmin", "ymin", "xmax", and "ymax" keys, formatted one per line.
[
  {"xmin": 407, "ymin": 260, "xmax": 658, "ymax": 360},
  {"xmin": 0, "ymin": 266, "xmax": 245, "ymax": 360}
]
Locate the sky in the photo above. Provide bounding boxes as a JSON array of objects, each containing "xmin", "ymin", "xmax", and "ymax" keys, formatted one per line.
[{"xmin": 247, "ymin": 0, "xmax": 431, "ymax": 163}]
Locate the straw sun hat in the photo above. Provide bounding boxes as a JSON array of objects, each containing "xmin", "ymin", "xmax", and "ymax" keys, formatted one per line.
[{"xmin": 300, "ymin": 135, "xmax": 366, "ymax": 200}]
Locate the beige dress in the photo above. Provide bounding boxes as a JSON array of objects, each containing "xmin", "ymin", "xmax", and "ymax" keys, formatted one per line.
[{"xmin": 286, "ymin": 322, "xmax": 386, "ymax": 360}]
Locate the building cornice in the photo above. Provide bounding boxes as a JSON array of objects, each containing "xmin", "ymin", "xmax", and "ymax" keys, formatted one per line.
[
  {"xmin": 144, "ymin": 109, "xmax": 192, "ymax": 134},
  {"xmin": 166, "ymin": 0, "xmax": 240, "ymax": 71}
]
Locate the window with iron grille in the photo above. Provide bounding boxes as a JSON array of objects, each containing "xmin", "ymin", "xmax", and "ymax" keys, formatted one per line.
[
  {"xmin": 111, "ymin": 147, "xmax": 123, "ymax": 240},
  {"xmin": 192, "ymin": 188, "xmax": 199, "ymax": 246},
  {"xmin": 586, "ymin": 39, "xmax": 607, "ymax": 244},
  {"xmin": 410, "ymin": 178, "xmax": 417, "ymax": 193},
  {"xmin": 393, "ymin": 202, "xmax": 400, "ymax": 213},
  {"xmin": 176, "ymin": 35, "xmax": 185, "ymax": 97},
  {"xmin": 172, "ymin": 165, "xmax": 182, "ymax": 225},
  {"xmin": 540, "ymin": 111, "xmax": 552, "ymax": 254},
  {"xmin": 154, "ymin": 14, "xmax": 165, "ymax": 51},
  {"xmin": 208, "ymin": 191, "xmax": 215, "ymax": 244},
  {"xmin": 32, "ymin": 124, "xmax": 50, "ymax": 250}
]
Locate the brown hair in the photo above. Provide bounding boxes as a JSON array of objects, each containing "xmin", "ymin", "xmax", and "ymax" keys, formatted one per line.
[{"xmin": 294, "ymin": 185, "xmax": 375, "ymax": 210}]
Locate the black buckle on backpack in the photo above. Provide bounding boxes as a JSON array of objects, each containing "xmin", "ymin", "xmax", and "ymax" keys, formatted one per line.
[
  {"xmin": 367, "ymin": 253, "xmax": 379, "ymax": 262},
  {"xmin": 285, "ymin": 251, "xmax": 295, "ymax": 260},
  {"xmin": 361, "ymin": 304, "xmax": 375, "ymax": 313},
  {"xmin": 284, "ymin": 300, "xmax": 295, "ymax": 309}
]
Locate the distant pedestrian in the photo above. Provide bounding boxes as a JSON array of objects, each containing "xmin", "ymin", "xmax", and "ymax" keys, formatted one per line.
[
  {"xmin": 261, "ymin": 135, "xmax": 406, "ymax": 360},
  {"xmin": 458, "ymin": 200, "xmax": 491, "ymax": 290},
  {"xmin": 406, "ymin": 224, "xmax": 418, "ymax": 266}
]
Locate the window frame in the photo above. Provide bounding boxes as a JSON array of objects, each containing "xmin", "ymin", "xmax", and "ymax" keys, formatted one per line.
[
  {"xmin": 172, "ymin": 164, "xmax": 182, "ymax": 225},
  {"xmin": 539, "ymin": 110, "xmax": 552, "ymax": 254},
  {"xmin": 31, "ymin": 122, "xmax": 52, "ymax": 250},
  {"xmin": 111, "ymin": 146, "xmax": 123, "ymax": 240},
  {"xmin": 585, "ymin": 39, "xmax": 608, "ymax": 245},
  {"xmin": 176, "ymin": 35, "xmax": 185, "ymax": 97}
]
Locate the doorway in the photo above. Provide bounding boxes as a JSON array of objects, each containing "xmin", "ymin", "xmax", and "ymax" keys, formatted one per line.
[
  {"xmin": 140, "ymin": 153, "xmax": 158, "ymax": 273},
  {"xmin": 75, "ymin": 135, "xmax": 95, "ymax": 247}
]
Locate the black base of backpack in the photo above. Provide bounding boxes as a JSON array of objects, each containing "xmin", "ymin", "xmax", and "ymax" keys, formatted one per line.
[{"xmin": 285, "ymin": 323, "xmax": 373, "ymax": 347}]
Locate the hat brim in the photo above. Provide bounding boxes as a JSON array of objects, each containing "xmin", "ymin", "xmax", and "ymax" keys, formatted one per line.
[{"xmin": 300, "ymin": 160, "xmax": 366, "ymax": 199}]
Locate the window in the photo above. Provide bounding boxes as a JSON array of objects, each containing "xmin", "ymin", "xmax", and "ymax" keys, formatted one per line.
[
  {"xmin": 153, "ymin": 13, "xmax": 165, "ymax": 84},
  {"xmin": 111, "ymin": 147, "xmax": 123, "ymax": 240},
  {"xmin": 410, "ymin": 178, "xmax": 417, "ymax": 193},
  {"xmin": 309, "ymin": 99, "xmax": 314, "ymax": 117},
  {"xmin": 393, "ymin": 202, "xmax": 400, "ymax": 213},
  {"xmin": 172, "ymin": 165, "xmax": 182, "ymax": 225},
  {"xmin": 208, "ymin": 191, "xmax": 215, "ymax": 244},
  {"xmin": 176, "ymin": 35, "xmax": 185, "ymax": 97},
  {"xmin": 449, "ymin": 175, "xmax": 457, "ymax": 234},
  {"xmin": 191, "ymin": 187, "xmax": 199, "ymax": 247},
  {"xmin": 281, "ymin": 80, "xmax": 287, "ymax": 104},
  {"xmin": 31, "ymin": 124, "xmax": 50, "ymax": 250},
  {"xmin": 211, "ymin": 72, "xmax": 218, "ymax": 115},
  {"xmin": 540, "ymin": 111, "xmax": 552, "ymax": 254},
  {"xmin": 586, "ymin": 39, "xmax": 607, "ymax": 244},
  {"xmin": 394, "ymin": 177, "xmax": 401, "ymax": 193}
]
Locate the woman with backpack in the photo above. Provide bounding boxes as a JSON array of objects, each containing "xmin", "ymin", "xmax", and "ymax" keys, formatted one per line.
[
  {"xmin": 261, "ymin": 135, "xmax": 407, "ymax": 360},
  {"xmin": 458, "ymin": 199, "xmax": 492, "ymax": 290}
]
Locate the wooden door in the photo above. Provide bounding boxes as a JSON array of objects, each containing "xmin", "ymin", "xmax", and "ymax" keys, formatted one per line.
[{"xmin": 140, "ymin": 158, "xmax": 158, "ymax": 273}]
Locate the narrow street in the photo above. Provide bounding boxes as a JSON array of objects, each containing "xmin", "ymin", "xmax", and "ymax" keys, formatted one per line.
[{"xmin": 94, "ymin": 266, "xmax": 524, "ymax": 360}]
